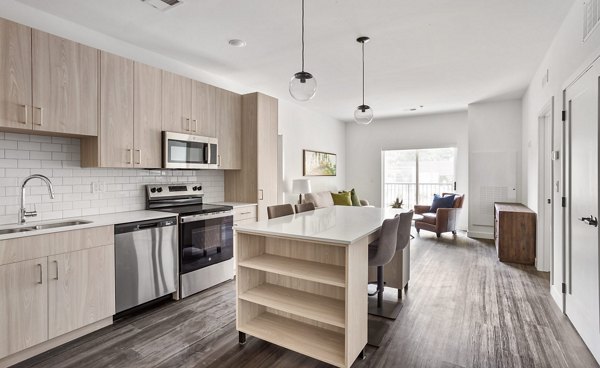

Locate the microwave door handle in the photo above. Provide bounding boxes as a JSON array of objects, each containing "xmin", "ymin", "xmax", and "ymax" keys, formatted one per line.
[{"xmin": 205, "ymin": 144, "xmax": 210, "ymax": 165}]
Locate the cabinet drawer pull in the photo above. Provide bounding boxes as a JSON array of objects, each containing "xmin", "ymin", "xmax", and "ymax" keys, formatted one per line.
[
  {"xmin": 240, "ymin": 211, "xmax": 252, "ymax": 215},
  {"xmin": 20, "ymin": 104, "xmax": 28, "ymax": 125},
  {"xmin": 258, "ymin": 189, "xmax": 264, "ymax": 201},
  {"xmin": 36, "ymin": 263, "xmax": 43, "ymax": 284},
  {"xmin": 53, "ymin": 260, "xmax": 59, "ymax": 280}
]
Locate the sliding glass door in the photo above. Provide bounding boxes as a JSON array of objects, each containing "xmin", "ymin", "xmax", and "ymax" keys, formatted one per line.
[{"xmin": 383, "ymin": 148, "xmax": 456, "ymax": 209}]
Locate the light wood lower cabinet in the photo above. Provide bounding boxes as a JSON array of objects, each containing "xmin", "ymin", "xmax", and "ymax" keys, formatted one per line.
[
  {"xmin": 0, "ymin": 258, "xmax": 48, "ymax": 359},
  {"xmin": 48, "ymin": 245, "xmax": 115, "ymax": 339},
  {"xmin": 0, "ymin": 18, "xmax": 32, "ymax": 131},
  {"xmin": 0, "ymin": 226, "xmax": 115, "ymax": 362}
]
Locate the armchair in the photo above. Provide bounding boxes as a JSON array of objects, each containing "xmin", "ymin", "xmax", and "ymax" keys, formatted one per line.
[{"xmin": 414, "ymin": 193, "xmax": 464, "ymax": 238}]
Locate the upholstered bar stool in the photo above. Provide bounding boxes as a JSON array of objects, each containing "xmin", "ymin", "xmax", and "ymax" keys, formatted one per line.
[
  {"xmin": 396, "ymin": 211, "xmax": 414, "ymax": 298},
  {"xmin": 267, "ymin": 204, "xmax": 295, "ymax": 219},
  {"xmin": 295, "ymin": 202, "xmax": 316, "ymax": 213}
]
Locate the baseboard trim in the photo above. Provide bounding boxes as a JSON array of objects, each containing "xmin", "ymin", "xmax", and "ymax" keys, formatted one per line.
[
  {"xmin": 0, "ymin": 317, "xmax": 113, "ymax": 368},
  {"xmin": 467, "ymin": 231, "xmax": 494, "ymax": 240},
  {"xmin": 550, "ymin": 285, "xmax": 564, "ymax": 313}
]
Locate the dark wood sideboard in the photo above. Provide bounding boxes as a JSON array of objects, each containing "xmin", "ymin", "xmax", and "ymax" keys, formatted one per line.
[{"xmin": 494, "ymin": 202, "xmax": 536, "ymax": 265}]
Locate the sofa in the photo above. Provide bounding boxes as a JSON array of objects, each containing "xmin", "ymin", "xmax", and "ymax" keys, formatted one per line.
[
  {"xmin": 414, "ymin": 193, "xmax": 464, "ymax": 237},
  {"xmin": 305, "ymin": 191, "xmax": 371, "ymax": 208}
]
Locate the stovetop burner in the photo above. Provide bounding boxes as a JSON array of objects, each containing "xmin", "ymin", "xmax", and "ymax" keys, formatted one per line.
[{"xmin": 145, "ymin": 183, "xmax": 232, "ymax": 215}]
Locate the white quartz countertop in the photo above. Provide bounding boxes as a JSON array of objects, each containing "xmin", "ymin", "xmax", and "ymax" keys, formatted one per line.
[
  {"xmin": 234, "ymin": 206, "xmax": 407, "ymax": 245},
  {"xmin": 0, "ymin": 210, "xmax": 177, "ymax": 241},
  {"xmin": 212, "ymin": 202, "xmax": 257, "ymax": 208}
]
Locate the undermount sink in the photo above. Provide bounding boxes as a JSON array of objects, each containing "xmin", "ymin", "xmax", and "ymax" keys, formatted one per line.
[
  {"xmin": 0, "ymin": 220, "xmax": 93, "ymax": 236},
  {"xmin": 0, "ymin": 227, "xmax": 34, "ymax": 235}
]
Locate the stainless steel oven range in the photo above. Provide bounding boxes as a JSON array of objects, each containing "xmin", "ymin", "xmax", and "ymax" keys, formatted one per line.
[{"xmin": 146, "ymin": 183, "xmax": 234, "ymax": 298}]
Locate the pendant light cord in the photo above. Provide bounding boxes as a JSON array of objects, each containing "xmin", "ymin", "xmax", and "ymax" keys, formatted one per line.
[
  {"xmin": 301, "ymin": 0, "xmax": 305, "ymax": 72},
  {"xmin": 362, "ymin": 41, "xmax": 365, "ymax": 106}
]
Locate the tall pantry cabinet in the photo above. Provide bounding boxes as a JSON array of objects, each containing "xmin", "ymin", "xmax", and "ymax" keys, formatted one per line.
[{"xmin": 224, "ymin": 93, "xmax": 278, "ymax": 221}]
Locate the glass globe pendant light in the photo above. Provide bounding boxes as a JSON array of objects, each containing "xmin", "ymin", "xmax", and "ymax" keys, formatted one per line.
[
  {"xmin": 289, "ymin": 0, "xmax": 317, "ymax": 101},
  {"xmin": 354, "ymin": 36, "xmax": 373, "ymax": 125}
]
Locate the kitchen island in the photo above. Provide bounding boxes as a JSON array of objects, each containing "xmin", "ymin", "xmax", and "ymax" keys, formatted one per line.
[{"xmin": 234, "ymin": 206, "xmax": 403, "ymax": 368}]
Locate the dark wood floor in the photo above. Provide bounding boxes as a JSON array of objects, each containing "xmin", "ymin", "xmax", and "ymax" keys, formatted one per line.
[{"xmin": 14, "ymin": 233, "xmax": 598, "ymax": 368}]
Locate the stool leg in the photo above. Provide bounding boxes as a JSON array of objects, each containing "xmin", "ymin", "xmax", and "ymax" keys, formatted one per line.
[{"xmin": 377, "ymin": 265, "xmax": 384, "ymax": 308}]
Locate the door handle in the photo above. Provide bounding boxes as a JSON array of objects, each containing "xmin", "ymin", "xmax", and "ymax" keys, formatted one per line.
[
  {"xmin": 258, "ymin": 189, "xmax": 264, "ymax": 201},
  {"xmin": 185, "ymin": 118, "xmax": 191, "ymax": 131},
  {"xmin": 135, "ymin": 149, "xmax": 142, "ymax": 165},
  {"xmin": 126, "ymin": 149, "xmax": 133, "ymax": 165},
  {"xmin": 36, "ymin": 263, "xmax": 43, "ymax": 284},
  {"xmin": 35, "ymin": 106, "xmax": 43, "ymax": 126},
  {"xmin": 20, "ymin": 104, "xmax": 28, "ymax": 125},
  {"xmin": 578, "ymin": 215, "xmax": 598, "ymax": 227},
  {"xmin": 53, "ymin": 260, "xmax": 59, "ymax": 280},
  {"xmin": 193, "ymin": 119, "xmax": 198, "ymax": 132}
]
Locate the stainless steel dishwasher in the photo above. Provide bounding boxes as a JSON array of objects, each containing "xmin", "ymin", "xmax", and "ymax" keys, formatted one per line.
[{"xmin": 114, "ymin": 217, "xmax": 178, "ymax": 313}]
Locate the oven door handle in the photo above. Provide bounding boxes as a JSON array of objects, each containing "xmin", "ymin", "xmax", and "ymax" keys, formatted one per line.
[{"xmin": 180, "ymin": 211, "xmax": 233, "ymax": 223}]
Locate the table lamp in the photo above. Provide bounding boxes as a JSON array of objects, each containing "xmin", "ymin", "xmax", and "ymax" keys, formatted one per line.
[{"xmin": 292, "ymin": 179, "xmax": 311, "ymax": 204}]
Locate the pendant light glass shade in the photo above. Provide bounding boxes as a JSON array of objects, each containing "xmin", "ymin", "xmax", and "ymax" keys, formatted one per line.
[
  {"xmin": 354, "ymin": 104, "xmax": 374, "ymax": 125},
  {"xmin": 354, "ymin": 36, "xmax": 373, "ymax": 125},
  {"xmin": 290, "ymin": 0, "xmax": 317, "ymax": 101},
  {"xmin": 289, "ymin": 72, "xmax": 317, "ymax": 101}
]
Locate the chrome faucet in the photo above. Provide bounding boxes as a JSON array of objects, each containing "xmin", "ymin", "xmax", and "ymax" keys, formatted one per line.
[{"xmin": 20, "ymin": 174, "xmax": 55, "ymax": 224}]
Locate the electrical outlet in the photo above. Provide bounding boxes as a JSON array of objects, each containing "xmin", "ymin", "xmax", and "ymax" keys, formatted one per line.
[{"xmin": 91, "ymin": 181, "xmax": 106, "ymax": 193}]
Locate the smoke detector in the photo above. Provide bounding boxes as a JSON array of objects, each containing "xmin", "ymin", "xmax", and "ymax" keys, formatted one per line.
[{"xmin": 141, "ymin": 0, "xmax": 182, "ymax": 11}]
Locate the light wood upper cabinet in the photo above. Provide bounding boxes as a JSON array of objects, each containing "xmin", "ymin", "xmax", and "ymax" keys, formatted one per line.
[
  {"xmin": 32, "ymin": 30, "xmax": 98, "ymax": 136},
  {"xmin": 162, "ymin": 70, "xmax": 192, "ymax": 134},
  {"xmin": 0, "ymin": 18, "xmax": 32, "ymax": 130},
  {"xmin": 192, "ymin": 81, "xmax": 216, "ymax": 137},
  {"xmin": 0, "ymin": 258, "xmax": 48, "ymax": 359},
  {"xmin": 134, "ymin": 62, "xmax": 162, "ymax": 168},
  {"xmin": 99, "ymin": 52, "xmax": 134, "ymax": 168},
  {"xmin": 48, "ymin": 245, "xmax": 115, "ymax": 339},
  {"xmin": 216, "ymin": 88, "xmax": 242, "ymax": 169}
]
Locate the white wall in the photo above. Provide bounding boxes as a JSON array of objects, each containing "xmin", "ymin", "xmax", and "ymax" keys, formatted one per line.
[
  {"xmin": 0, "ymin": 132, "xmax": 224, "ymax": 225},
  {"xmin": 345, "ymin": 111, "xmax": 469, "ymax": 229},
  {"xmin": 278, "ymin": 100, "xmax": 347, "ymax": 204},
  {"xmin": 522, "ymin": 1, "xmax": 600, "ymax": 309},
  {"xmin": 467, "ymin": 99, "xmax": 522, "ymax": 238}
]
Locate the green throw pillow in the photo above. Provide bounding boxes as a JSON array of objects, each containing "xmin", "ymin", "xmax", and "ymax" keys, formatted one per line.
[
  {"xmin": 331, "ymin": 192, "xmax": 352, "ymax": 206},
  {"xmin": 339, "ymin": 188, "xmax": 362, "ymax": 206}
]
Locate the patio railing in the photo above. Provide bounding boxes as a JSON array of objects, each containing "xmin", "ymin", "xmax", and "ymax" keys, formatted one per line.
[{"xmin": 383, "ymin": 182, "xmax": 454, "ymax": 209}]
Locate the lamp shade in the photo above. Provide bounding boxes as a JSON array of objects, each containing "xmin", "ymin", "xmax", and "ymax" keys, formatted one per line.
[{"xmin": 292, "ymin": 179, "xmax": 312, "ymax": 194}]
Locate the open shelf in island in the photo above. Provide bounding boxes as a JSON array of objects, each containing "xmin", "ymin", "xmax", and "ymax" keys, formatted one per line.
[{"xmin": 235, "ymin": 231, "xmax": 369, "ymax": 368}]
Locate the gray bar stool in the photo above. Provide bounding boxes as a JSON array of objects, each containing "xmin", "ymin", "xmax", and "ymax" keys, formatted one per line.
[
  {"xmin": 295, "ymin": 202, "xmax": 316, "ymax": 213},
  {"xmin": 267, "ymin": 204, "xmax": 295, "ymax": 219},
  {"xmin": 368, "ymin": 216, "xmax": 400, "ymax": 312},
  {"xmin": 396, "ymin": 210, "xmax": 414, "ymax": 299}
]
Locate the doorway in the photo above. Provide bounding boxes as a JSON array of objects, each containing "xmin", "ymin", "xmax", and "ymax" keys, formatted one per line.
[{"xmin": 564, "ymin": 61, "xmax": 600, "ymax": 361}]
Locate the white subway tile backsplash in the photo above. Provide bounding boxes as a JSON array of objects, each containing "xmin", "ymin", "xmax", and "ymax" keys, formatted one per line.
[{"xmin": 0, "ymin": 133, "xmax": 225, "ymax": 225}]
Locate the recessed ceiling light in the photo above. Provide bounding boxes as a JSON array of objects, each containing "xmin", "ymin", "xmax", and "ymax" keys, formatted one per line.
[{"xmin": 228, "ymin": 39, "xmax": 246, "ymax": 48}]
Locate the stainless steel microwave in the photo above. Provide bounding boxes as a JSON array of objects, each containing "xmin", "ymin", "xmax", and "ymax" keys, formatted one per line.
[{"xmin": 162, "ymin": 131, "xmax": 218, "ymax": 169}]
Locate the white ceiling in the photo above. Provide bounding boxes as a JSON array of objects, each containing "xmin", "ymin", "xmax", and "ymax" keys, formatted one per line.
[{"xmin": 15, "ymin": 0, "xmax": 573, "ymax": 122}]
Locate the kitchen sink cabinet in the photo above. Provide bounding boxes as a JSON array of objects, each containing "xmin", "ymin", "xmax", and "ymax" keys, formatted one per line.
[
  {"xmin": 48, "ymin": 245, "xmax": 115, "ymax": 339},
  {"xmin": 0, "ymin": 258, "xmax": 48, "ymax": 359},
  {"xmin": 0, "ymin": 226, "xmax": 115, "ymax": 365}
]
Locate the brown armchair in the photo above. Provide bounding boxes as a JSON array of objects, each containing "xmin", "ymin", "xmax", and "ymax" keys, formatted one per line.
[{"xmin": 414, "ymin": 193, "xmax": 464, "ymax": 238}]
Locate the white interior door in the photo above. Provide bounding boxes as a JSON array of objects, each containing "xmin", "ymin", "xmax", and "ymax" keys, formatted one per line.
[{"xmin": 565, "ymin": 63, "xmax": 600, "ymax": 362}]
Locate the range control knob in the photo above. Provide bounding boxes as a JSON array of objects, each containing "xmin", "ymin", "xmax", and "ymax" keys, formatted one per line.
[
  {"xmin": 157, "ymin": 187, "xmax": 163, "ymax": 193},
  {"xmin": 197, "ymin": 185, "xmax": 202, "ymax": 191},
  {"xmin": 192, "ymin": 186, "xmax": 197, "ymax": 191},
  {"xmin": 150, "ymin": 188, "xmax": 157, "ymax": 193}
]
